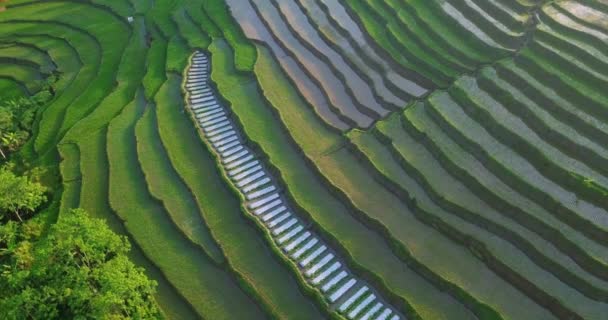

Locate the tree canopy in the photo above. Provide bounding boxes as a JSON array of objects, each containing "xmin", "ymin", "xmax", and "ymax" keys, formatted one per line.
[
  {"xmin": 0, "ymin": 209, "xmax": 161, "ymax": 319},
  {"xmin": 0, "ymin": 167, "xmax": 46, "ymax": 222},
  {"xmin": 0, "ymin": 93, "xmax": 50, "ymax": 160}
]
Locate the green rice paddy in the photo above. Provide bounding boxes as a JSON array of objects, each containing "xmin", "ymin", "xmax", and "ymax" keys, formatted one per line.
[{"xmin": 1, "ymin": 0, "xmax": 607, "ymax": 319}]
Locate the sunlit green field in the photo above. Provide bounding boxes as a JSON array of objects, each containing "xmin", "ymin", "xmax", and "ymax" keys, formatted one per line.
[{"xmin": 1, "ymin": 0, "xmax": 607, "ymax": 319}]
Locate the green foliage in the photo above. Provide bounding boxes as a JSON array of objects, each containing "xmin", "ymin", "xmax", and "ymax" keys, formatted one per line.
[
  {"xmin": 0, "ymin": 219, "xmax": 42, "ymax": 272},
  {"xmin": 0, "ymin": 209, "xmax": 161, "ymax": 320},
  {"xmin": 0, "ymin": 167, "xmax": 46, "ymax": 222},
  {"xmin": 0, "ymin": 98, "xmax": 34, "ymax": 155},
  {"xmin": 0, "ymin": 94, "xmax": 50, "ymax": 159}
]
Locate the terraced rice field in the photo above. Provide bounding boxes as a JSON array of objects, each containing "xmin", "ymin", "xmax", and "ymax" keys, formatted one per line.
[{"xmin": 1, "ymin": 0, "xmax": 607, "ymax": 319}]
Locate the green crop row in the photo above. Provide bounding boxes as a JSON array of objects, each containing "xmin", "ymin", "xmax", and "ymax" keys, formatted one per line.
[
  {"xmin": 52, "ymin": 3, "xmax": 131, "ymax": 142},
  {"xmin": 134, "ymin": 105, "xmax": 226, "ymax": 265},
  {"xmin": 250, "ymin": 42, "xmax": 487, "ymax": 320},
  {"xmin": 478, "ymin": 67, "xmax": 608, "ymax": 201},
  {"xmin": 106, "ymin": 87, "xmax": 265, "ymax": 320},
  {"xmin": 159, "ymin": 63, "xmax": 326, "ymax": 318},
  {"xmin": 0, "ymin": 4, "xmax": 118, "ymax": 155},
  {"xmin": 0, "ymin": 62, "xmax": 43, "ymax": 94},
  {"xmin": 425, "ymin": 89, "xmax": 608, "ymax": 275},
  {"xmin": 387, "ymin": 0, "xmax": 483, "ymax": 68},
  {"xmin": 4, "ymin": 29, "xmax": 86, "ymax": 158},
  {"xmin": 365, "ymin": 0, "xmax": 465, "ymax": 81},
  {"xmin": 461, "ymin": 0, "xmax": 530, "ymax": 32},
  {"xmin": 89, "ymin": 0, "xmax": 134, "ymax": 17},
  {"xmin": 335, "ymin": 0, "xmax": 444, "ymax": 86},
  {"xmin": 517, "ymin": 47, "xmax": 608, "ymax": 123},
  {"xmin": 171, "ymin": 8, "xmax": 211, "ymax": 50},
  {"xmin": 201, "ymin": 0, "xmax": 257, "ymax": 71},
  {"xmin": 444, "ymin": 0, "xmax": 525, "ymax": 47},
  {"xmin": 447, "ymin": 77, "xmax": 608, "ymax": 232},
  {"xmin": 396, "ymin": 105, "xmax": 596, "ymax": 319},
  {"xmin": 392, "ymin": 0, "xmax": 508, "ymax": 62},
  {"xmin": 494, "ymin": 59, "xmax": 608, "ymax": 149},
  {"xmin": 142, "ymin": 27, "xmax": 168, "ymax": 99},
  {"xmin": 0, "ymin": 43, "xmax": 56, "ymax": 74},
  {"xmin": 349, "ymin": 127, "xmax": 554, "ymax": 320},
  {"xmin": 534, "ymin": 23, "xmax": 608, "ymax": 86}
]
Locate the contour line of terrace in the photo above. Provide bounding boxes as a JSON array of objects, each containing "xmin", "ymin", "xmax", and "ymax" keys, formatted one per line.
[{"xmin": 182, "ymin": 51, "xmax": 403, "ymax": 320}]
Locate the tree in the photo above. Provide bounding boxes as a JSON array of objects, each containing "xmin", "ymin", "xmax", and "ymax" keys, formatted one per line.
[
  {"xmin": 1, "ymin": 131, "xmax": 27, "ymax": 152},
  {"xmin": 0, "ymin": 96, "xmax": 44, "ymax": 160},
  {"xmin": 0, "ymin": 107, "xmax": 12, "ymax": 160},
  {"xmin": 0, "ymin": 167, "xmax": 46, "ymax": 222},
  {"xmin": 0, "ymin": 209, "xmax": 162, "ymax": 319}
]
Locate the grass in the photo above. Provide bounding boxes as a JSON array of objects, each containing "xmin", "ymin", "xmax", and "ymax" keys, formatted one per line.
[
  {"xmin": 446, "ymin": 78, "xmax": 608, "ymax": 230},
  {"xmin": 165, "ymin": 35, "xmax": 190, "ymax": 73},
  {"xmin": 62, "ymin": 11, "xmax": 143, "ymax": 218},
  {"xmin": 106, "ymin": 86, "xmax": 266, "ymax": 320},
  {"xmin": 1, "ymin": 32, "xmax": 84, "ymax": 156},
  {"xmin": 377, "ymin": 0, "xmax": 475, "ymax": 74},
  {"xmin": 348, "ymin": 128, "xmax": 554, "ymax": 320},
  {"xmin": 338, "ymin": 0, "xmax": 448, "ymax": 86},
  {"xmin": 148, "ymin": 0, "xmax": 179, "ymax": 37},
  {"xmin": 0, "ymin": 2, "xmax": 272, "ymax": 317},
  {"xmin": 3, "ymin": 0, "xmax": 608, "ymax": 319},
  {"xmin": 369, "ymin": 111, "xmax": 606, "ymax": 318},
  {"xmin": 89, "ymin": 0, "xmax": 134, "ymax": 17},
  {"xmin": 132, "ymin": 0, "xmax": 154, "ymax": 14},
  {"xmin": 135, "ymin": 104, "xmax": 225, "ymax": 265},
  {"xmin": 0, "ymin": 43, "xmax": 56, "ymax": 74},
  {"xmin": 202, "ymin": 0, "xmax": 257, "ymax": 71},
  {"xmin": 172, "ymin": 7, "xmax": 211, "ymax": 49},
  {"xmin": 0, "ymin": 62, "xmax": 43, "ymax": 94},
  {"xmin": 3, "ymin": 29, "xmax": 86, "ymax": 152},
  {"xmin": 14, "ymin": 34, "xmax": 85, "ymax": 99},
  {"xmin": 495, "ymin": 59, "xmax": 608, "ymax": 145},
  {"xmin": 477, "ymin": 66, "xmax": 608, "ymax": 178},
  {"xmin": 0, "ymin": 77, "xmax": 26, "ymax": 97},
  {"xmin": 518, "ymin": 47, "xmax": 608, "ymax": 122},
  {"xmin": 244, "ymin": 42, "xmax": 478, "ymax": 319},
  {"xmin": 142, "ymin": 27, "xmax": 167, "ymax": 99},
  {"xmin": 295, "ymin": 0, "xmax": 410, "ymax": 106},
  {"xmin": 419, "ymin": 92, "xmax": 608, "ymax": 269},
  {"xmin": 57, "ymin": 142, "xmax": 81, "ymax": 214},
  {"xmin": 62, "ymin": 15, "xmax": 146, "ymax": 143},
  {"xmin": 154, "ymin": 70, "xmax": 325, "ymax": 319},
  {"xmin": 47, "ymin": 2, "xmax": 131, "ymax": 142},
  {"xmin": 0, "ymin": 5, "xmax": 109, "ymax": 155},
  {"xmin": 184, "ymin": 1, "xmax": 221, "ymax": 37}
]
